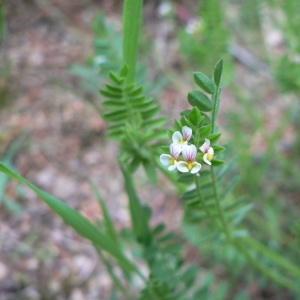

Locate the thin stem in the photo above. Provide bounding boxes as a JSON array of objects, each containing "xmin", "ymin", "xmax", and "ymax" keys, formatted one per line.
[
  {"xmin": 195, "ymin": 175, "xmax": 214, "ymax": 220},
  {"xmin": 207, "ymin": 70, "xmax": 299, "ymax": 291},
  {"xmin": 209, "ymin": 84, "xmax": 231, "ymax": 239},
  {"xmin": 210, "ymin": 167, "xmax": 232, "ymax": 241},
  {"xmin": 95, "ymin": 247, "xmax": 132, "ymax": 300},
  {"xmin": 211, "ymin": 88, "xmax": 220, "ymax": 134},
  {"xmin": 122, "ymin": 0, "xmax": 144, "ymax": 85}
]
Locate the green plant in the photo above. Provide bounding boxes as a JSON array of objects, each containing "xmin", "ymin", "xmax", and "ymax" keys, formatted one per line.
[
  {"xmin": 178, "ymin": 0, "xmax": 233, "ymax": 82},
  {"xmin": 0, "ymin": 5, "xmax": 11, "ymax": 108},
  {"xmin": 70, "ymin": 12, "xmax": 167, "ymax": 113},
  {"xmin": 1, "ymin": 1, "xmax": 300, "ymax": 299}
]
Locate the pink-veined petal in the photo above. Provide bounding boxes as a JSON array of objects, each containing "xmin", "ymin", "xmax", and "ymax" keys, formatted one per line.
[
  {"xmin": 170, "ymin": 143, "xmax": 181, "ymax": 159},
  {"xmin": 176, "ymin": 161, "xmax": 189, "ymax": 173},
  {"xmin": 199, "ymin": 138, "xmax": 211, "ymax": 153},
  {"xmin": 172, "ymin": 131, "xmax": 182, "ymax": 144},
  {"xmin": 190, "ymin": 162, "xmax": 201, "ymax": 174},
  {"xmin": 160, "ymin": 154, "xmax": 172, "ymax": 166},
  {"xmin": 182, "ymin": 144, "xmax": 197, "ymax": 162},
  {"xmin": 182, "ymin": 126, "xmax": 192, "ymax": 141}
]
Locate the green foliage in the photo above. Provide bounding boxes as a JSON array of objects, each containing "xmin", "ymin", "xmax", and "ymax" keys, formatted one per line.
[
  {"xmin": 70, "ymin": 12, "xmax": 167, "ymax": 103},
  {"xmin": 275, "ymin": 55, "xmax": 300, "ymax": 93},
  {"xmin": 122, "ymin": 0, "xmax": 144, "ymax": 84},
  {"xmin": 121, "ymin": 166, "xmax": 151, "ymax": 246},
  {"xmin": 91, "ymin": 182, "xmax": 119, "ymax": 243},
  {"xmin": 188, "ymin": 90, "xmax": 212, "ymax": 112},
  {"xmin": 100, "ymin": 65, "xmax": 167, "ymax": 182},
  {"xmin": 193, "ymin": 72, "xmax": 215, "ymax": 94},
  {"xmin": 178, "ymin": 0, "xmax": 232, "ymax": 79},
  {"xmin": 169, "ymin": 60, "xmax": 300, "ymax": 294},
  {"xmin": 213, "ymin": 59, "xmax": 224, "ymax": 87},
  {"xmin": 70, "ymin": 13, "xmax": 122, "ymax": 94},
  {"xmin": 140, "ymin": 223, "xmax": 199, "ymax": 300},
  {"xmin": 292, "ymin": 220, "xmax": 300, "ymax": 239},
  {"xmin": 0, "ymin": 6, "xmax": 11, "ymax": 109},
  {"xmin": 2, "ymin": 0, "xmax": 300, "ymax": 297},
  {"xmin": 265, "ymin": 0, "xmax": 300, "ymax": 95}
]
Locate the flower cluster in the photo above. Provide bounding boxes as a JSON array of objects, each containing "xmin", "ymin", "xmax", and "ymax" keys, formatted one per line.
[{"xmin": 160, "ymin": 126, "xmax": 214, "ymax": 174}]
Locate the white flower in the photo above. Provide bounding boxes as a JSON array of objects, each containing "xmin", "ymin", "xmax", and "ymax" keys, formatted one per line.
[
  {"xmin": 160, "ymin": 144, "xmax": 181, "ymax": 171},
  {"xmin": 199, "ymin": 139, "xmax": 214, "ymax": 165},
  {"xmin": 172, "ymin": 126, "xmax": 192, "ymax": 148},
  {"xmin": 176, "ymin": 145, "xmax": 201, "ymax": 174}
]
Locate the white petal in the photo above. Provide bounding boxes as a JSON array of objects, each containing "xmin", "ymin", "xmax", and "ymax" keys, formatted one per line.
[
  {"xmin": 190, "ymin": 162, "xmax": 201, "ymax": 174},
  {"xmin": 178, "ymin": 141, "xmax": 187, "ymax": 148},
  {"xmin": 168, "ymin": 164, "xmax": 177, "ymax": 171},
  {"xmin": 182, "ymin": 126, "xmax": 192, "ymax": 141},
  {"xmin": 203, "ymin": 153, "xmax": 211, "ymax": 165},
  {"xmin": 160, "ymin": 154, "xmax": 172, "ymax": 166},
  {"xmin": 172, "ymin": 131, "xmax": 182, "ymax": 144},
  {"xmin": 176, "ymin": 161, "xmax": 189, "ymax": 173}
]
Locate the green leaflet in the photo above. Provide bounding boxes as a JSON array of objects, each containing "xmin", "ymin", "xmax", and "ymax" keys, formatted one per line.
[
  {"xmin": 188, "ymin": 90, "xmax": 212, "ymax": 112},
  {"xmin": 207, "ymin": 132, "xmax": 221, "ymax": 144},
  {"xmin": 214, "ymin": 59, "xmax": 224, "ymax": 87},
  {"xmin": 193, "ymin": 72, "xmax": 215, "ymax": 94}
]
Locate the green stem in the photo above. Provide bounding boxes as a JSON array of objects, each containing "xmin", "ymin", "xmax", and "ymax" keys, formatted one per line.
[
  {"xmin": 207, "ymin": 71, "xmax": 299, "ymax": 292},
  {"xmin": 195, "ymin": 175, "xmax": 214, "ymax": 221},
  {"xmin": 211, "ymin": 87, "xmax": 220, "ymax": 134},
  {"xmin": 122, "ymin": 0, "xmax": 144, "ymax": 85},
  {"xmin": 210, "ymin": 167, "xmax": 232, "ymax": 241},
  {"xmin": 209, "ymin": 84, "xmax": 231, "ymax": 238},
  {"xmin": 95, "ymin": 247, "xmax": 132, "ymax": 300},
  {"xmin": 210, "ymin": 162, "xmax": 299, "ymax": 289}
]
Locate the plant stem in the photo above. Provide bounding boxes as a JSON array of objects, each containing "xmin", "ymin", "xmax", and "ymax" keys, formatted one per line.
[
  {"xmin": 195, "ymin": 175, "xmax": 214, "ymax": 221},
  {"xmin": 207, "ymin": 71, "xmax": 299, "ymax": 292},
  {"xmin": 209, "ymin": 85, "xmax": 232, "ymax": 238},
  {"xmin": 210, "ymin": 159, "xmax": 299, "ymax": 290},
  {"xmin": 211, "ymin": 87, "xmax": 220, "ymax": 134},
  {"xmin": 96, "ymin": 247, "xmax": 132, "ymax": 300},
  {"xmin": 122, "ymin": 0, "xmax": 144, "ymax": 85},
  {"xmin": 210, "ymin": 167, "xmax": 232, "ymax": 241}
]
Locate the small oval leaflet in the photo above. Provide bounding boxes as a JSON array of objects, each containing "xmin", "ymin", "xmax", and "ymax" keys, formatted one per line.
[
  {"xmin": 193, "ymin": 72, "xmax": 215, "ymax": 94},
  {"xmin": 188, "ymin": 90, "xmax": 213, "ymax": 112}
]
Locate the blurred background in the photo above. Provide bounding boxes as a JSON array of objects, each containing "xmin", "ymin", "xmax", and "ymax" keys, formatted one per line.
[{"xmin": 0, "ymin": 0, "xmax": 300, "ymax": 299}]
